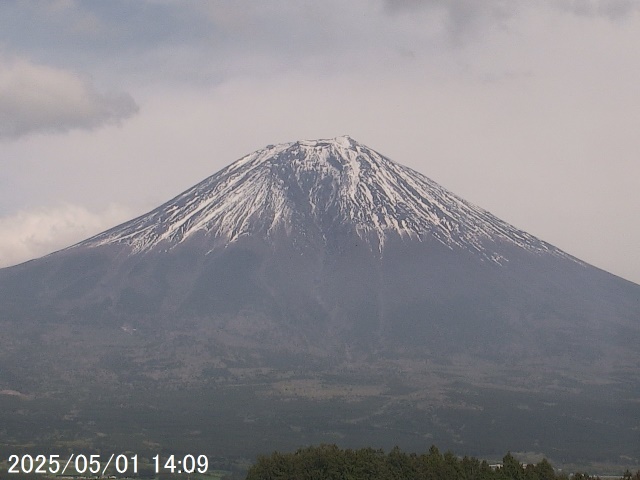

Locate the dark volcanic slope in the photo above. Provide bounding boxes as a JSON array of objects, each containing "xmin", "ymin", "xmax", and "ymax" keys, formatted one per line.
[{"xmin": 0, "ymin": 136, "xmax": 638, "ymax": 467}]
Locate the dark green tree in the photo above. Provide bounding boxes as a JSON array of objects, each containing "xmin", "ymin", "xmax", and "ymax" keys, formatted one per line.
[
  {"xmin": 501, "ymin": 452, "xmax": 524, "ymax": 480},
  {"xmin": 534, "ymin": 458, "xmax": 556, "ymax": 480}
]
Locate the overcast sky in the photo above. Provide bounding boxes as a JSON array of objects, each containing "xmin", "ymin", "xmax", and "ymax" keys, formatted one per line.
[{"xmin": 0, "ymin": 0, "xmax": 639, "ymax": 284}]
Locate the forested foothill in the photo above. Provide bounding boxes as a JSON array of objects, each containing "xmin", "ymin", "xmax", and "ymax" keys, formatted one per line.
[{"xmin": 245, "ymin": 444, "xmax": 640, "ymax": 480}]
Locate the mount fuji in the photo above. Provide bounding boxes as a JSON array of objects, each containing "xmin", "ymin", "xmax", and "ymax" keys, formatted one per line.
[
  {"xmin": 0, "ymin": 137, "xmax": 638, "ymax": 468},
  {"xmin": 80, "ymin": 135, "xmax": 568, "ymax": 262}
]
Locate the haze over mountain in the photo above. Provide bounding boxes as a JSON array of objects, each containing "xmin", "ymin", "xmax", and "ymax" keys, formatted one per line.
[{"xmin": 0, "ymin": 137, "xmax": 638, "ymax": 469}]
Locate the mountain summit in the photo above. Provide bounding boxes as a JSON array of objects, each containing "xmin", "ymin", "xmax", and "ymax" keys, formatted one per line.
[
  {"xmin": 0, "ymin": 137, "xmax": 638, "ymax": 466},
  {"xmin": 81, "ymin": 136, "xmax": 569, "ymax": 264}
]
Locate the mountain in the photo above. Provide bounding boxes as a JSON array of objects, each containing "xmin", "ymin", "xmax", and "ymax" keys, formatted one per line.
[
  {"xmin": 79, "ymin": 135, "xmax": 566, "ymax": 260},
  {"xmin": 0, "ymin": 136, "xmax": 638, "ymax": 470}
]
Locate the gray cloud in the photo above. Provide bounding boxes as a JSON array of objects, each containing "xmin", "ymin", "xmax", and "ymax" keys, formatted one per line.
[
  {"xmin": 0, "ymin": 1, "xmax": 486, "ymax": 85},
  {"xmin": 383, "ymin": 0, "xmax": 515, "ymax": 18},
  {"xmin": 552, "ymin": 0, "xmax": 640, "ymax": 20},
  {"xmin": 382, "ymin": 0, "xmax": 519, "ymax": 43},
  {"xmin": 0, "ymin": 57, "xmax": 138, "ymax": 140},
  {"xmin": 2, "ymin": 1, "xmax": 638, "ymax": 92},
  {"xmin": 383, "ymin": 0, "xmax": 640, "ymax": 42}
]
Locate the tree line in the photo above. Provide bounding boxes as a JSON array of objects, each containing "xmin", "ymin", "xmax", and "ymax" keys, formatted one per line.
[{"xmin": 245, "ymin": 444, "xmax": 640, "ymax": 480}]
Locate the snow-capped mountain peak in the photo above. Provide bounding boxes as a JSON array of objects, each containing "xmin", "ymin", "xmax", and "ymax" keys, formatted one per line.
[{"xmin": 80, "ymin": 136, "xmax": 573, "ymax": 263}]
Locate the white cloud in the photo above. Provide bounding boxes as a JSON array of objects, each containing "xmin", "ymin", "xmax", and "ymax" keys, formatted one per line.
[
  {"xmin": 0, "ymin": 56, "xmax": 138, "ymax": 140},
  {"xmin": 0, "ymin": 203, "xmax": 131, "ymax": 267}
]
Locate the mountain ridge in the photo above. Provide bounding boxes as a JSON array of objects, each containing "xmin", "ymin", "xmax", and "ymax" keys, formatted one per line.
[{"xmin": 74, "ymin": 136, "xmax": 576, "ymax": 267}]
